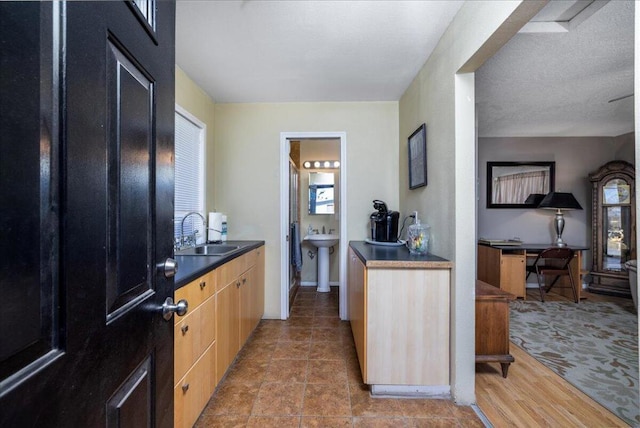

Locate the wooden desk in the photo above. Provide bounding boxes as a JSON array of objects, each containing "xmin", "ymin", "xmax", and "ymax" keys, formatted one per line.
[
  {"xmin": 477, "ymin": 243, "xmax": 588, "ymax": 301},
  {"xmin": 475, "ymin": 280, "xmax": 515, "ymax": 377}
]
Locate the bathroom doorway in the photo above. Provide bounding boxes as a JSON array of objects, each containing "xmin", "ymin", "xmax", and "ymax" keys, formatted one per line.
[{"xmin": 279, "ymin": 132, "xmax": 348, "ymax": 320}]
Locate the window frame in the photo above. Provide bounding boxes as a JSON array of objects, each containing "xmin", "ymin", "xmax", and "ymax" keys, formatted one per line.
[{"xmin": 174, "ymin": 104, "xmax": 206, "ymax": 242}]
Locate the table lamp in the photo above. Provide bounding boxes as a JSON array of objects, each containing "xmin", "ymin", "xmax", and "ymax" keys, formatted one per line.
[{"xmin": 537, "ymin": 192, "xmax": 583, "ymax": 247}]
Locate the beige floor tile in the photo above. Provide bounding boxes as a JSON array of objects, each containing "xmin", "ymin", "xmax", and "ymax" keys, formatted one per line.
[
  {"xmin": 252, "ymin": 382, "xmax": 305, "ymax": 416},
  {"xmin": 303, "ymin": 383, "xmax": 352, "ymax": 417},
  {"xmin": 349, "ymin": 384, "xmax": 403, "ymax": 417},
  {"xmin": 204, "ymin": 381, "xmax": 261, "ymax": 416},
  {"xmin": 246, "ymin": 416, "xmax": 302, "ymax": 427},
  {"xmin": 280, "ymin": 326, "xmax": 313, "ymax": 342},
  {"xmin": 194, "ymin": 414, "xmax": 249, "ymax": 427},
  {"xmin": 236, "ymin": 339, "xmax": 277, "ymax": 362},
  {"xmin": 307, "ymin": 359, "xmax": 348, "ymax": 384},
  {"xmin": 397, "ymin": 398, "xmax": 455, "ymax": 418},
  {"xmin": 289, "ymin": 306, "xmax": 314, "ymax": 317},
  {"xmin": 405, "ymin": 417, "xmax": 459, "ymax": 427},
  {"xmin": 312, "ymin": 327, "xmax": 343, "ymax": 342},
  {"xmin": 301, "ymin": 416, "xmax": 354, "ymax": 427},
  {"xmin": 313, "ymin": 317, "xmax": 342, "ymax": 328},
  {"xmin": 265, "ymin": 359, "xmax": 308, "ymax": 383},
  {"xmin": 352, "ymin": 416, "xmax": 408, "ymax": 427},
  {"xmin": 309, "ymin": 341, "xmax": 345, "ymax": 360},
  {"xmin": 272, "ymin": 341, "xmax": 311, "ymax": 360},
  {"xmin": 223, "ymin": 359, "xmax": 269, "ymax": 384},
  {"xmin": 286, "ymin": 316, "xmax": 316, "ymax": 328}
]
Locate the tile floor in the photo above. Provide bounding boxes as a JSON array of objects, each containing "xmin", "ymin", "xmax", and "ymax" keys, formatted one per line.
[{"xmin": 195, "ymin": 286, "xmax": 484, "ymax": 427}]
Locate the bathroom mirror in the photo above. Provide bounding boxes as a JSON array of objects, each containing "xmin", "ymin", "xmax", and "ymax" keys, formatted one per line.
[
  {"xmin": 308, "ymin": 172, "xmax": 335, "ymax": 215},
  {"xmin": 487, "ymin": 161, "xmax": 555, "ymax": 208}
]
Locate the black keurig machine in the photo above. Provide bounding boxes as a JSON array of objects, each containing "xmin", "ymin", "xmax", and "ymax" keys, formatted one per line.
[{"xmin": 370, "ymin": 200, "xmax": 399, "ymax": 242}]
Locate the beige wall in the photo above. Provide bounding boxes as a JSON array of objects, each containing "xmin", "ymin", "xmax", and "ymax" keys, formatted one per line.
[
  {"xmin": 213, "ymin": 102, "xmax": 399, "ymax": 319},
  {"xmin": 175, "ymin": 66, "xmax": 216, "ymax": 212},
  {"xmin": 398, "ymin": 0, "xmax": 547, "ymax": 405}
]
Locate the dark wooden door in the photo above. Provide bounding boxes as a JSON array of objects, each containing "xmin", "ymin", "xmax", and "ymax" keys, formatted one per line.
[{"xmin": 0, "ymin": 2, "xmax": 176, "ymax": 426}]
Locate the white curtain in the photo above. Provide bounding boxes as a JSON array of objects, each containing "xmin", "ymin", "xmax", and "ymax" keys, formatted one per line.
[{"xmin": 493, "ymin": 170, "xmax": 548, "ymax": 204}]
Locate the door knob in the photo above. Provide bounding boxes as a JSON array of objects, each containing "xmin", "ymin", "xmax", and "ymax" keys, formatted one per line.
[
  {"xmin": 162, "ymin": 297, "xmax": 188, "ymax": 320},
  {"xmin": 159, "ymin": 258, "xmax": 178, "ymax": 278}
]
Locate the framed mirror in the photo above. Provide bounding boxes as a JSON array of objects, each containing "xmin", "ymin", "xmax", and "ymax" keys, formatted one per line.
[
  {"xmin": 487, "ymin": 161, "xmax": 555, "ymax": 208},
  {"xmin": 308, "ymin": 172, "xmax": 334, "ymax": 214}
]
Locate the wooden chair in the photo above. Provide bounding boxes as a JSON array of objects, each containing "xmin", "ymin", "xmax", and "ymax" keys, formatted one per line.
[{"xmin": 526, "ymin": 247, "xmax": 578, "ymax": 303}]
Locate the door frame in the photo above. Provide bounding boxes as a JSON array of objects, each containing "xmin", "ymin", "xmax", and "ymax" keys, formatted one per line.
[{"xmin": 279, "ymin": 132, "xmax": 348, "ymax": 320}]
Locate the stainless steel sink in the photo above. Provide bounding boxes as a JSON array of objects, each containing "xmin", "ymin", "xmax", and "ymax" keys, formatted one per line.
[{"xmin": 176, "ymin": 244, "xmax": 240, "ymax": 256}]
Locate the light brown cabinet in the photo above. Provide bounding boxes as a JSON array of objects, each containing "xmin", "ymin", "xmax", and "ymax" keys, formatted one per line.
[
  {"xmin": 174, "ymin": 271, "xmax": 217, "ymax": 428},
  {"xmin": 215, "ymin": 247, "xmax": 265, "ymax": 382},
  {"xmin": 174, "ymin": 245, "xmax": 264, "ymax": 428},
  {"xmin": 477, "ymin": 244, "xmax": 526, "ymax": 298},
  {"xmin": 348, "ymin": 246, "xmax": 450, "ymax": 387}
]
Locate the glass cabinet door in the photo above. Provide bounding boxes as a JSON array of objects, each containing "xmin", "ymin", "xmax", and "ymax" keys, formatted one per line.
[{"xmin": 589, "ymin": 161, "xmax": 635, "ymax": 297}]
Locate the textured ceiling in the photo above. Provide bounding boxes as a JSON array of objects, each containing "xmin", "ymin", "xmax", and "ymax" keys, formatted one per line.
[
  {"xmin": 175, "ymin": 0, "xmax": 464, "ymax": 103},
  {"xmin": 476, "ymin": 0, "xmax": 634, "ymax": 138}
]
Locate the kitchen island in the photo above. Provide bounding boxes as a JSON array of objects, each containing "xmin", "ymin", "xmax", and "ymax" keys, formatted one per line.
[{"xmin": 348, "ymin": 241, "xmax": 452, "ymax": 397}]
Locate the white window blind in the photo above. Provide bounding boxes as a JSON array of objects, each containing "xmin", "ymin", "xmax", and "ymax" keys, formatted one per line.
[{"xmin": 174, "ymin": 106, "xmax": 205, "ymax": 241}]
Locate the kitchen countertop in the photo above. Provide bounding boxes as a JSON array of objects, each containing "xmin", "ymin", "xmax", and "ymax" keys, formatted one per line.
[
  {"xmin": 349, "ymin": 240, "xmax": 452, "ymax": 269},
  {"xmin": 174, "ymin": 240, "xmax": 265, "ymax": 288}
]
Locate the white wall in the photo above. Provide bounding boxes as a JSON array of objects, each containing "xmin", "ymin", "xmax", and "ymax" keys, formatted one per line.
[
  {"xmin": 213, "ymin": 102, "xmax": 399, "ymax": 319},
  {"xmin": 398, "ymin": 0, "xmax": 547, "ymax": 405}
]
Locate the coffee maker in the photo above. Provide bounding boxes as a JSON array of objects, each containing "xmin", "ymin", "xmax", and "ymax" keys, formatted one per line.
[{"xmin": 370, "ymin": 200, "xmax": 399, "ymax": 242}]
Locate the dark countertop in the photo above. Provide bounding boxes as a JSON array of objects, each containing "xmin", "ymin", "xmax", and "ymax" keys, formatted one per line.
[
  {"xmin": 174, "ymin": 240, "xmax": 265, "ymax": 289},
  {"xmin": 349, "ymin": 241, "xmax": 452, "ymax": 269}
]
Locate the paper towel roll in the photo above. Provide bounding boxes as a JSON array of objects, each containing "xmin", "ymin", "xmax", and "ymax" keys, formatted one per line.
[{"xmin": 208, "ymin": 212, "xmax": 223, "ymax": 242}]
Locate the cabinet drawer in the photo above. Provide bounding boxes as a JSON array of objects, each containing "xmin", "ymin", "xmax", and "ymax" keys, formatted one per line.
[
  {"xmin": 174, "ymin": 342, "xmax": 216, "ymax": 428},
  {"xmin": 174, "ymin": 294, "xmax": 216, "ymax": 385},
  {"xmin": 215, "ymin": 249, "xmax": 257, "ymax": 292},
  {"xmin": 175, "ymin": 270, "xmax": 216, "ymax": 320}
]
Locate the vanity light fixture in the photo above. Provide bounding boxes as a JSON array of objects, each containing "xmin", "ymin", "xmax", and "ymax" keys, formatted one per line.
[{"xmin": 302, "ymin": 160, "xmax": 340, "ymax": 169}]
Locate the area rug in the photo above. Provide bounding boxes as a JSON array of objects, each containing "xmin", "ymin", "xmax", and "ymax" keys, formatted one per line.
[{"xmin": 509, "ymin": 300, "xmax": 639, "ymax": 426}]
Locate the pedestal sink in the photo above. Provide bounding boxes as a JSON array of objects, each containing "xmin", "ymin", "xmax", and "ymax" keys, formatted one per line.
[{"xmin": 304, "ymin": 234, "xmax": 339, "ymax": 292}]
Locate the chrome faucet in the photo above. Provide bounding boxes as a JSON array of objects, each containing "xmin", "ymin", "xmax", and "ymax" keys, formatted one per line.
[
  {"xmin": 322, "ymin": 225, "xmax": 326, "ymax": 234},
  {"xmin": 180, "ymin": 211, "xmax": 207, "ymax": 248}
]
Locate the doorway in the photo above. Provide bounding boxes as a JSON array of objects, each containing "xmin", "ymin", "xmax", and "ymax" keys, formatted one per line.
[{"xmin": 280, "ymin": 132, "xmax": 348, "ymax": 320}]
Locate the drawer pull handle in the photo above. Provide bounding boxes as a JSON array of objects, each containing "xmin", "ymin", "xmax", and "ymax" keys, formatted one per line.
[
  {"xmin": 236, "ymin": 281, "xmax": 241, "ymax": 288},
  {"xmin": 181, "ymin": 383, "xmax": 189, "ymax": 393},
  {"xmin": 181, "ymin": 325, "xmax": 189, "ymax": 335},
  {"xmin": 200, "ymin": 281, "xmax": 206, "ymax": 290},
  {"xmin": 242, "ymin": 278, "xmax": 247, "ymax": 284}
]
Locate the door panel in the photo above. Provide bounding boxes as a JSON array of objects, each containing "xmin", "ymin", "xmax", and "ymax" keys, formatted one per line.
[
  {"xmin": 106, "ymin": 37, "xmax": 154, "ymax": 319},
  {"xmin": 0, "ymin": 2, "xmax": 176, "ymax": 426},
  {"xmin": 0, "ymin": 0, "xmax": 62, "ymax": 389}
]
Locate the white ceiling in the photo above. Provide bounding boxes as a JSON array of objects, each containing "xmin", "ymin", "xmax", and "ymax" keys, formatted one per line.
[
  {"xmin": 476, "ymin": 0, "xmax": 634, "ymax": 138},
  {"xmin": 175, "ymin": 0, "xmax": 464, "ymax": 103},
  {"xmin": 175, "ymin": 0, "xmax": 634, "ymax": 138}
]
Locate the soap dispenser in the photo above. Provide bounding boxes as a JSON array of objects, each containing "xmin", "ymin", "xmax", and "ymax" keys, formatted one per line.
[{"xmin": 406, "ymin": 215, "xmax": 429, "ymax": 255}]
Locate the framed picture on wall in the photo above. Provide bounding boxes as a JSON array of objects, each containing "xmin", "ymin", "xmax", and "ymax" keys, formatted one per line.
[{"xmin": 408, "ymin": 123, "xmax": 427, "ymax": 189}]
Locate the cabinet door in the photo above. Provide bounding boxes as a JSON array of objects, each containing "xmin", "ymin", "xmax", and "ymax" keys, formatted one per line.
[
  {"xmin": 174, "ymin": 343, "xmax": 215, "ymax": 428},
  {"xmin": 239, "ymin": 266, "xmax": 255, "ymax": 345},
  {"xmin": 216, "ymin": 281, "xmax": 240, "ymax": 380},
  {"xmin": 254, "ymin": 246, "xmax": 265, "ymax": 328},
  {"xmin": 348, "ymin": 248, "xmax": 367, "ymax": 382},
  {"xmin": 500, "ymin": 254, "xmax": 525, "ymax": 298}
]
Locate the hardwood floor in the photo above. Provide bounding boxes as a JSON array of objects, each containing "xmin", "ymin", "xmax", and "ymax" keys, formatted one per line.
[{"xmin": 475, "ymin": 288, "xmax": 633, "ymax": 427}]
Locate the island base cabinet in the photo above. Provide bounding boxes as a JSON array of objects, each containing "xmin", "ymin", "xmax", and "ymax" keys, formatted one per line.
[
  {"xmin": 366, "ymin": 268, "xmax": 450, "ymax": 386},
  {"xmin": 174, "ymin": 342, "xmax": 216, "ymax": 428}
]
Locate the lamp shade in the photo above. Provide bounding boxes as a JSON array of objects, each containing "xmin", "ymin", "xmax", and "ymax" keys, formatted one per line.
[
  {"xmin": 537, "ymin": 192, "xmax": 583, "ymax": 210},
  {"xmin": 524, "ymin": 193, "xmax": 546, "ymax": 206}
]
